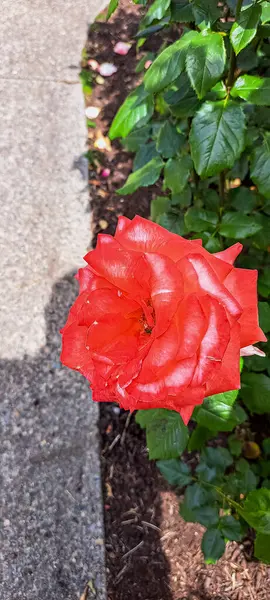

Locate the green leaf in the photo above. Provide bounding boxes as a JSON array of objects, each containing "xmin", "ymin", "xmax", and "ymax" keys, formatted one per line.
[
  {"xmin": 237, "ymin": 46, "xmax": 259, "ymax": 72},
  {"xmin": 186, "ymin": 31, "xmax": 226, "ymax": 99},
  {"xmin": 150, "ymin": 196, "xmax": 170, "ymax": 222},
  {"xmin": 259, "ymin": 268, "xmax": 270, "ymax": 299},
  {"xmin": 250, "ymin": 133, "xmax": 270, "ymax": 200},
  {"xmin": 192, "ymin": 0, "xmax": 220, "ymax": 27},
  {"xmin": 241, "ymin": 373, "xmax": 270, "ymax": 414},
  {"xmin": 122, "ymin": 125, "xmax": 151, "ymax": 151},
  {"xmin": 165, "ymin": 73, "xmax": 201, "ymax": 118},
  {"xmin": 171, "ymin": 187, "xmax": 192, "ymax": 208},
  {"xmin": 135, "ymin": 18, "xmax": 170, "ymax": 39},
  {"xmin": 184, "ymin": 207, "xmax": 218, "ymax": 232},
  {"xmin": 259, "ymin": 302, "xmax": 270, "ymax": 334},
  {"xmin": 109, "ymin": 85, "xmax": 154, "ymax": 139},
  {"xmin": 188, "ymin": 425, "xmax": 214, "ymax": 451},
  {"xmin": 117, "ymin": 157, "xmax": 164, "ymax": 195},
  {"xmin": 180, "ymin": 482, "xmax": 217, "ymax": 522},
  {"xmin": 230, "ymin": 4, "xmax": 261, "ymax": 55},
  {"xmin": 262, "ymin": 479, "xmax": 270, "ymax": 489},
  {"xmin": 220, "ymin": 515, "xmax": 243, "ymax": 541},
  {"xmin": 170, "ymin": 0, "xmax": 194, "ymax": 22},
  {"xmin": 254, "ymin": 532, "xmax": 270, "ymax": 564},
  {"xmin": 203, "ymin": 189, "xmax": 220, "ymax": 212},
  {"xmin": 135, "ymin": 408, "xmax": 189, "ymax": 460},
  {"xmin": 231, "ymin": 75, "xmax": 270, "ymax": 105},
  {"xmin": 241, "ymin": 488, "xmax": 270, "ymax": 533},
  {"xmin": 156, "ymin": 121, "xmax": 185, "ymax": 158},
  {"xmin": 194, "ymin": 505, "xmax": 220, "ymax": 527},
  {"xmin": 261, "ymin": 1, "xmax": 270, "ymax": 25},
  {"xmin": 133, "ymin": 142, "xmax": 159, "ymax": 171},
  {"xmin": 142, "ymin": 0, "xmax": 171, "ymax": 26},
  {"xmin": 190, "ymin": 101, "xmax": 245, "ymax": 178},
  {"xmin": 196, "ymin": 462, "xmax": 220, "ymax": 484},
  {"xmin": 156, "ymin": 459, "xmax": 192, "ymax": 486},
  {"xmin": 135, "ymin": 52, "xmax": 155, "ymax": 73},
  {"xmin": 225, "ymin": 463, "xmax": 257, "ymax": 497},
  {"xmin": 158, "ymin": 212, "xmax": 188, "ymax": 235},
  {"xmin": 263, "ymin": 438, "xmax": 270, "ymax": 456},
  {"xmin": 228, "ymin": 434, "xmax": 243, "ymax": 457},
  {"xmin": 106, "ymin": 0, "xmax": 118, "ymax": 20},
  {"xmin": 219, "ymin": 212, "xmax": 262, "ymax": 239},
  {"xmin": 229, "ymin": 187, "xmax": 258, "ymax": 214},
  {"xmin": 144, "ymin": 30, "xmax": 197, "ymax": 93},
  {"xmin": 164, "ymin": 155, "xmax": 192, "ymax": 193},
  {"xmin": 194, "ymin": 390, "xmax": 245, "ymax": 432},
  {"xmin": 203, "ymin": 233, "xmax": 222, "ymax": 253},
  {"xmin": 201, "ymin": 529, "xmax": 226, "ymax": 564},
  {"xmin": 201, "ymin": 447, "xmax": 233, "ymax": 471},
  {"xmin": 206, "ymin": 81, "xmax": 227, "ymax": 101}
]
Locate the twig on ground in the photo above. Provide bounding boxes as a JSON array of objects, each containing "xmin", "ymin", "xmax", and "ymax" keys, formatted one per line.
[
  {"xmin": 122, "ymin": 540, "xmax": 144, "ymax": 560},
  {"xmin": 107, "ymin": 433, "xmax": 121, "ymax": 452}
]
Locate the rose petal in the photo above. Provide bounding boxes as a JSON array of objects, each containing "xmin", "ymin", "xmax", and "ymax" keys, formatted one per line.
[
  {"xmin": 113, "ymin": 42, "xmax": 131, "ymax": 55},
  {"xmin": 240, "ymin": 345, "xmax": 266, "ymax": 357},
  {"xmin": 214, "ymin": 243, "xmax": 243, "ymax": 265},
  {"xmin": 144, "ymin": 252, "xmax": 183, "ymax": 336},
  {"xmin": 99, "ymin": 62, "xmax": 118, "ymax": 76},
  {"xmin": 206, "ymin": 323, "xmax": 241, "ymax": 395}
]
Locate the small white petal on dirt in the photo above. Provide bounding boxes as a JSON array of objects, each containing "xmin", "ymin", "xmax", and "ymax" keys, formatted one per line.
[
  {"xmin": 113, "ymin": 42, "xmax": 131, "ymax": 55},
  {"xmin": 99, "ymin": 62, "xmax": 118, "ymax": 77},
  {"xmin": 240, "ymin": 345, "xmax": 266, "ymax": 357},
  {"xmin": 88, "ymin": 59, "xmax": 99, "ymax": 71},
  {"xmin": 85, "ymin": 106, "xmax": 100, "ymax": 119}
]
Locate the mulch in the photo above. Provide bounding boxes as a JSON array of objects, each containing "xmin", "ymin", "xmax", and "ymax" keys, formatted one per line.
[{"xmin": 85, "ymin": 2, "xmax": 270, "ymax": 598}]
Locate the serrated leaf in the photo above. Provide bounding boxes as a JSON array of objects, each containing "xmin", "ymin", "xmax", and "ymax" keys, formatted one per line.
[
  {"xmin": 190, "ymin": 101, "xmax": 245, "ymax": 178},
  {"xmin": 135, "ymin": 408, "xmax": 189, "ymax": 460},
  {"xmin": 220, "ymin": 516, "xmax": 243, "ymax": 541},
  {"xmin": 158, "ymin": 212, "xmax": 188, "ymax": 235},
  {"xmin": 144, "ymin": 30, "xmax": 197, "ymax": 93},
  {"xmin": 133, "ymin": 142, "xmax": 159, "ymax": 171},
  {"xmin": 241, "ymin": 488, "xmax": 270, "ymax": 533},
  {"xmin": 188, "ymin": 426, "xmax": 214, "ymax": 451},
  {"xmin": 192, "ymin": 0, "xmax": 220, "ymax": 26},
  {"xmin": 259, "ymin": 302, "xmax": 270, "ymax": 334},
  {"xmin": 261, "ymin": 1, "xmax": 270, "ymax": 24},
  {"xmin": 164, "ymin": 155, "xmax": 192, "ymax": 193},
  {"xmin": 229, "ymin": 187, "xmax": 258, "ymax": 214},
  {"xmin": 156, "ymin": 459, "xmax": 192, "ymax": 486},
  {"xmin": 231, "ymin": 75, "xmax": 270, "ymax": 105},
  {"xmin": 230, "ymin": 4, "xmax": 261, "ymax": 55},
  {"xmin": 201, "ymin": 529, "xmax": 226, "ymax": 564},
  {"xmin": 122, "ymin": 125, "xmax": 151, "ymax": 151},
  {"xmin": 194, "ymin": 390, "xmax": 244, "ymax": 432},
  {"xmin": 186, "ymin": 31, "xmax": 226, "ymax": 99},
  {"xmin": 171, "ymin": 187, "xmax": 192, "ymax": 208},
  {"xmin": 228, "ymin": 434, "xmax": 242, "ymax": 457},
  {"xmin": 219, "ymin": 212, "xmax": 262, "ymax": 239},
  {"xmin": 250, "ymin": 133, "xmax": 270, "ymax": 200},
  {"xmin": 109, "ymin": 85, "xmax": 153, "ymax": 139},
  {"xmin": 170, "ymin": 0, "xmax": 194, "ymax": 22},
  {"xmin": 150, "ymin": 196, "xmax": 170, "ymax": 222},
  {"xmin": 193, "ymin": 505, "xmax": 220, "ymax": 527},
  {"xmin": 135, "ymin": 17, "xmax": 170, "ymax": 39},
  {"xmin": 184, "ymin": 207, "xmax": 218, "ymax": 232},
  {"xmin": 255, "ymin": 532, "xmax": 270, "ymax": 564},
  {"xmin": 156, "ymin": 121, "xmax": 185, "ymax": 158},
  {"xmin": 142, "ymin": 0, "xmax": 171, "ymax": 27},
  {"xmin": 201, "ymin": 447, "xmax": 233, "ymax": 471},
  {"xmin": 106, "ymin": 0, "xmax": 118, "ymax": 20},
  {"xmin": 117, "ymin": 157, "xmax": 164, "ymax": 195},
  {"xmin": 241, "ymin": 373, "xmax": 270, "ymax": 414},
  {"xmin": 164, "ymin": 73, "xmax": 201, "ymax": 118}
]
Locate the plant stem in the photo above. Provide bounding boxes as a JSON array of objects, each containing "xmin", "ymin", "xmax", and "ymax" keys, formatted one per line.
[
  {"xmin": 219, "ymin": 171, "xmax": 226, "ymax": 208},
  {"xmin": 227, "ymin": 0, "xmax": 244, "ymax": 89}
]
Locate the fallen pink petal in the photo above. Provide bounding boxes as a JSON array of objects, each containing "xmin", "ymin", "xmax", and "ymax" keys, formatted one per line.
[
  {"xmin": 144, "ymin": 60, "xmax": 152, "ymax": 70},
  {"xmin": 100, "ymin": 168, "xmax": 111, "ymax": 178},
  {"xmin": 99, "ymin": 63, "xmax": 118, "ymax": 77},
  {"xmin": 88, "ymin": 59, "xmax": 99, "ymax": 71},
  {"xmin": 113, "ymin": 42, "xmax": 132, "ymax": 55}
]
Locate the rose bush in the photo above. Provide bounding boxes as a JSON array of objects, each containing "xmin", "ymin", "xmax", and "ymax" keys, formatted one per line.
[{"xmin": 61, "ymin": 215, "xmax": 265, "ymax": 424}]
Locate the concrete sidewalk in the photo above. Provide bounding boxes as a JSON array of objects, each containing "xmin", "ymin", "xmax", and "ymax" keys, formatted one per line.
[{"xmin": 0, "ymin": 2, "xmax": 107, "ymax": 598}]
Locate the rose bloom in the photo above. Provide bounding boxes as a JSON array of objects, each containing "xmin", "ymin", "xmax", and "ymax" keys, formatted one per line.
[{"xmin": 61, "ymin": 216, "xmax": 266, "ymax": 424}]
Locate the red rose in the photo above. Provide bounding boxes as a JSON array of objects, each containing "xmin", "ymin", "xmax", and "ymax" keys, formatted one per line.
[{"xmin": 61, "ymin": 216, "xmax": 266, "ymax": 424}]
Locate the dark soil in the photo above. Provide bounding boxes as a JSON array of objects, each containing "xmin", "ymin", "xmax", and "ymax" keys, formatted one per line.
[{"xmin": 85, "ymin": 2, "xmax": 270, "ymax": 599}]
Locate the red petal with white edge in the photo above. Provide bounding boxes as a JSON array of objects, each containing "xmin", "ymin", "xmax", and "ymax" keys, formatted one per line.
[
  {"xmin": 192, "ymin": 295, "xmax": 230, "ymax": 387},
  {"xmin": 115, "ymin": 215, "xmax": 233, "ymax": 280},
  {"xmin": 214, "ymin": 243, "xmax": 243, "ymax": 265},
  {"xmin": 240, "ymin": 345, "xmax": 266, "ymax": 357},
  {"xmin": 224, "ymin": 268, "xmax": 267, "ymax": 346},
  {"xmin": 61, "ymin": 323, "xmax": 91, "ymax": 370},
  {"xmin": 206, "ymin": 323, "xmax": 241, "ymax": 396},
  {"xmin": 128, "ymin": 355, "xmax": 196, "ymax": 402},
  {"xmin": 85, "ymin": 234, "xmax": 146, "ymax": 297},
  {"xmin": 145, "ymin": 252, "xmax": 184, "ymax": 337},
  {"xmin": 117, "ymin": 385, "xmax": 205, "ymax": 421},
  {"xmin": 137, "ymin": 319, "xmax": 180, "ymax": 382},
  {"xmin": 187, "ymin": 254, "xmax": 242, "ymax": 321},
  {"xmin": 176, "ymin": 294, "xmax": 207, "ymax": 360},
  {"xmin": 176, "ymin": 256, "xmax": 199, "ymax": 294}
]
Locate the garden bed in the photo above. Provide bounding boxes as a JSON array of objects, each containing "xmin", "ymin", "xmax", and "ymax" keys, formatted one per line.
[{"xmin": 85, "ymin": 2, "xmax": 270, "ymax": 598}]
